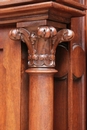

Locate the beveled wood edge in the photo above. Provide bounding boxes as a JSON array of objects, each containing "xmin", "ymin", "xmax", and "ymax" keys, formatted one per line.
[
  {"xmin": 0, "ymin": 0, "xmax": 86, "ymax": 11},
  {"xmin": 17, "ymin": 20, "xmax": 67, "ymax": 29},
  {"xmin": 26, "ymin": 68, "xmax": 58, "ymax": 74},
  {"xmin": 0, "ymin": 0, "xmax": 49, "ymax": 7},
  {"xmin": 0, "ymin": 14, "xmax": 48, "ymax": 25},
  {"xmin": 0, "ymin": 2, "xmax": 85, "ymax": 19},
  {"xmin": 56, "ymin": 0, "xmax": 87, "ymax": 10}
]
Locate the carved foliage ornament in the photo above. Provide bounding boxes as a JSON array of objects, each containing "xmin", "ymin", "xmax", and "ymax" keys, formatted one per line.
[{"xmin": 9, "ymin": 26, "xmax": 74, "ymax": 67}]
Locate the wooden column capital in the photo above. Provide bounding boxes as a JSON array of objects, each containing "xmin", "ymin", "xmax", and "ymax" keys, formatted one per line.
[{"xmin": 9, "ymin": 26, "xmax": 74, "ymax": 68}]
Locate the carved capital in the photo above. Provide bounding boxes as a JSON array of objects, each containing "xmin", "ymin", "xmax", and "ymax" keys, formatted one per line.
[{"xmin": 9, "ymin": 26, "xmax": 74, "ymax": 67}]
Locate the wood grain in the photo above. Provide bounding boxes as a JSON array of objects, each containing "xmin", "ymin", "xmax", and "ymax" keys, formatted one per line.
[
  {"xmin": 26, "ymin": 68, "xmax": 57, "ymax": 130},
  {"xmin": 70, "ymin": 11, "xmax": 86, "ymax": 130},
  {"xmin": 0, "ymin": 1, "xmax": 85, "ymax": 25},
  {"xmin": 55, "ymin": 45, "xmax": 69, "ymax": 78},
  {"xmin": 21, "ymin": 43, "xmax": 29, "ymax": 130},
  {"xmin": 54, "ymin": 78, "xmax": 68, "ymax": 130},
  {"xmin": 0, "ymin": 27, "xmax": 21, "ymax": 130},
  {"xmin": 0, "ymin": 50, "xmax": 6, "ymax": 130},
  {"xmin": 0, "ymin": 1, "xmax": 86, "ymax": 130},
  {"xmin": 72, "ymin": 44, "xmax": 85, "ymax": 78}
]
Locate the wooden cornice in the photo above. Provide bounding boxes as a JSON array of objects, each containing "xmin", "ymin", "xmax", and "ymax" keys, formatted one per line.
[
  {"xmin": 0, "ymin": 2, "xmax": 85, "ymax": 16},
  {"xmin": 0, "ymin": 1, "xmax": 86, "ymax": 25},
  {"xmin": 56, "ymin": 0, "xmax": 87, "ymax": 10},
  {"xmin": 0, "ymin": 0, "xmax": 86, "ymax": 10},
  {"xmin": 0, "ymin": 0, "xmax": 49, "ymax": 7}
]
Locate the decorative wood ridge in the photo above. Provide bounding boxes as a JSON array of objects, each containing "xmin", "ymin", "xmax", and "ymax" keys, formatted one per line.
[
  {"xmin": 72, "ymin": 44, "xmax": 85, "ymax": 79},
  {"xmin": 9, "ymin": 26, "xmax": 74, "ymax": 67},
  {"xmin": 0, "ymin": 1, "xmax": 86, "ymax": 25},
  {"xmin": 0, "ymin": 0, "xmax": 86, "ymax": 10},
  {"xmin": 0, "ymin": 2, "xmax": 85, "ymax": 17},
  {"xmin": 56, "ymin": 0, "xmax": 87, "ymax": 10}
]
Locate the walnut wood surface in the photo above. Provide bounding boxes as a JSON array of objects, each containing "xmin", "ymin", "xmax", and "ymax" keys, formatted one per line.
[
  {"xmin": 0, "ymin": 0, "xmax": 86, "ymax": 10},
  {"xmin": 54, "ymin": 78, "xmax": 68, "ymax": 130},
  {"xmin": 0, "ymin": 49, "xmax": 6, "ymax": 130},
  {"xmin": 0, "ymin": 0, "xmax": 49, "ymax": 7},
  {"xmin": 56, "ymin": 0, "xmax": 87, "ymax": 10},
  {"xmin": 55, "ymin": 45, "xmax": 69, "ymax": 78},
  {"xmin": 9, "ymin": 24, "xmax": 74, "ymax": 130},
  {"xmin": 9, "ymin": 27, "xmax": 74, "ymax": 68},
  {"xmin": 0, "ymin": 0, "xmax": 86, "ymax": 130},
  {"xmin": 0, "ymin": 1, "xmax": 86, "ymax": 25},
  {"xmin": 0, "ymin": 26, "xmax": 21, "ymax": 130},
  {"xmin": 27, "ymin": 68, "xmax": 57, "ymax": 130},
  {"xmin": 21, "ymin": 43, "xmax": 29, "ymax": 130},
  {"xmin": 72, "ymin": 44, "xmax": 85, "ymax": 78},
  {"xmin": 17, "ymin": 20, "xmax": 67, "ymax": 30},
  {"xmin": 69, "ymin": 16, "xmax": 86, "ymax": 130},
  {"xmin": 29, "ymin": 73, "xmax": 53, "ymax": 130},
  {"xmin": 26, "ymin": 68, "xmax": 57, "ymax": 130}
]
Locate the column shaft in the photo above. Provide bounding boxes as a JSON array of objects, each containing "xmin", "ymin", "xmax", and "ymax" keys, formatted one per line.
[{"xmin": 26, "ymin": 68, "xmax": 57, "ymax": 130}]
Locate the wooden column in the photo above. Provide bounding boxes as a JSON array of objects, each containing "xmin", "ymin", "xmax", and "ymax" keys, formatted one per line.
[
  {"xmin": 26, "ymin": 68, "xmax": 56, "ymax": 130},
  {"xmin": 9, "ymin": 26, "xmax": 74, "ymax": 130}
]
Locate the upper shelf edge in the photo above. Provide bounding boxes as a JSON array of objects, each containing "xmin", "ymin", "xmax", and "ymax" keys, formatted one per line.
[
  {"xmin": 0, "ymin": 2, "xmax": 85, "ymax": 17},
  {"xmin": 56, "ymin": 0, "xmax": 87, "ymax": 11},
  {"xmin": 0, "ymin": 0, "xmax": 86, "ymax": 11}
]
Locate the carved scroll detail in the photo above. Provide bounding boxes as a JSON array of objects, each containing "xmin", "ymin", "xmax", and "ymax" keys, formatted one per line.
[{"xmin": 9, "ymin": 26, "xmax": 74, "ymax": 67}]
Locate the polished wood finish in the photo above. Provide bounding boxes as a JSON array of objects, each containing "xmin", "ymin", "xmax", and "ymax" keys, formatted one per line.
[
  {"xmin": 26, "ymin": 68, "xmax": 57, "ymax": 130},
  {"xmin": 9, "ymin": 27, "xmax": 74, "ymax": 67},
  {"xmin": 0, "ymin": 26, "xmax": 21, "ymax": 130},
  {"xmin": 21, "ymin": 43, "xmax": 29, "ymax": 130},
  {"xmin": 17, "ymin": 20, "xmax": 67, "ymax": 30},
  {"xmin": 9, "ymin": 25, "xmax": 74, "ymax": 130},
  {"xmin": 0, "ymin": 1, "xmax": 86, "ymax": 25},
  {"xmin": 72, "ymin": 44, "xmax": 85, "ymax": 78},
  {"xmin": 56, "ymin": 0, "xmax": 87, "ymax": 10},
  {"xmin": 71, "ymin": 15, "xmax": 86, "ymax": 130},
  {"xmin": 0, "ymin": 0, "xmax": 86, "ymax": 130},
  {"xmin": 0, "ymin": 0, "xmax": 49, "ymax": 7}
]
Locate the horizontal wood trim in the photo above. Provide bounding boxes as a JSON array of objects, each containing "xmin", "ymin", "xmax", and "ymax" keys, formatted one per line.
[
  {"xmin": 0, "ymin": 13, "xmax": 48, "ymax": 25},
  {"xmin": 17, "ymin": 20, "xmax": 66, "ymax": 29},
  {"xmin": 0, "ymin": 2, "xmax": 85, "ymax": 22},
  {"xmin": 0, "ymin": 0, "xmax": 49, "ymax": 7},
  {"xmin": 56, "ymin": 0, "xmax": 87, "ymax": 10},
  {"xmin": 0, "ymin": 0, "xmax": 86, "ymax": 11}
]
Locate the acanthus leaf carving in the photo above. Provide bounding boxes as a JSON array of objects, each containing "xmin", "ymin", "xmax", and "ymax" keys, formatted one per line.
[{"xmin": 9, "ymin": 26, "xmax": 74, "ymax": 68}]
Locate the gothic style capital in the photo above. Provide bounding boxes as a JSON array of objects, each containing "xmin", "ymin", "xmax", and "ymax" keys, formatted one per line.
[{"xmin": 9, "ymin": 26, "xmax": 74, "ymax": 67}]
